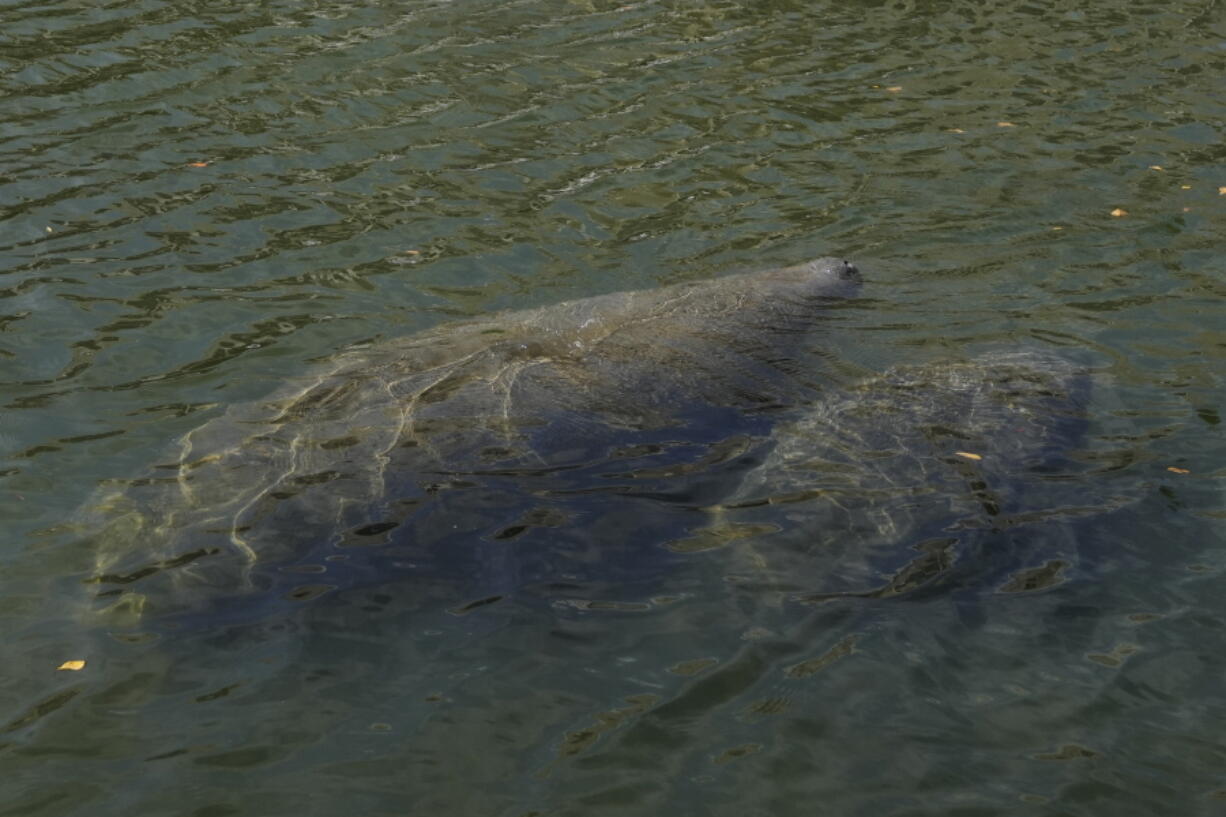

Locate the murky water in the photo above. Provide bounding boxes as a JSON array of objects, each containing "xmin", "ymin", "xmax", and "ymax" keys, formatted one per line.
[{"xmin": 2, "ymin": 0, "xmax": 1224, "ymax": 814}]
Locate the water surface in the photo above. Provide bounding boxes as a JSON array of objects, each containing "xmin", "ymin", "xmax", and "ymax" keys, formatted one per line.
[{"xmin": 2, "ymin": 1, "xmax": 1224, "ymax": 814}]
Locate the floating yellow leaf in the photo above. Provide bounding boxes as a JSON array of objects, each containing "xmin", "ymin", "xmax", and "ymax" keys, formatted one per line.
[
  {"xmin": 57, "ymin": 660, "xmax": 86, "ymax": 671},
  {"xmin": 954, "ymin": 451, "xmax": 982, "ymax": 461},
  {"xmin": 996, "ymin": 121, "xmax": 1016, "ymax": 128},
  {"xmin": 885, "ymin": 86, "xmax": 903, "ymax": 93},
  {"xmin": 402, "ymin": 249, "xmax": 420, "ymax": 255},
  {"xmin": 1148, "ymin": 165, "xmax": 1164, "ymax": 171},
  {"xmin": 948, "ymin": 128, "xmax": 965, "ymax": 134},
  {"xmin": 1181, "ymin": 184, "xmax": 1192, "ymax": 190},
  {"xmin": 1167, "ymin": 467, "xmax": 1190, "ymax": 474},
  {"xmin": 1051, "ymin": 226, "xmax": 1064, "ymax": 231},
  {"xmin": 187, "ymin": 162, "xmax": 210, "ymax": 168},
  {"xmin": 1219, "ymin": 186, "xmax": 1226, "ymax": 195},
  {"xmin": 1110, "ymin": 208, "xmax": 1128, "ymax": 217}
]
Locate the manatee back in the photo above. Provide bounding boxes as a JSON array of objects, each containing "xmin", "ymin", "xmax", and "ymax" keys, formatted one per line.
[
  {"xmin": 718, "ymin": 350, "xmax": 1094, "ymax": 600},
  {"xmin": 80, "ymin": 259, "xmax": 859, "ymax": 628}
]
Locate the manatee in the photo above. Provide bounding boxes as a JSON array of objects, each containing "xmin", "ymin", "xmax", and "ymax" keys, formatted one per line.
[
  {"xmin": 84, "ymin": 257, "xmax": 861, "ymax": 627},
  {"xmin": 711, "ymin": 349, "xmax": 1099, "ymax": 605}
]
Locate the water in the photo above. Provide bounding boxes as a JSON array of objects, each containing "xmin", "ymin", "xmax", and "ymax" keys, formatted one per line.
[{"xmin": 2, "ymin": 0, "xmax": 1224, "ymax": 814}]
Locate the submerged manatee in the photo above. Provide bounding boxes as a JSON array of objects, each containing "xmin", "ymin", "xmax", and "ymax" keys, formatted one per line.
[
  {"xmin": 713, "ymin": 350, "xmax": 1098, "ymax": 604},
  {"xmin": 86, "ymin": 257, "xmax": 861, "ymax": 626}
]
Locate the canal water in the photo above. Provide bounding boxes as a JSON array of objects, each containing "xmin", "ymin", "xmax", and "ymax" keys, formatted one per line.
[{"xmin": 2, "ymin": 0, "xmax": 1223, "ymax": 814}]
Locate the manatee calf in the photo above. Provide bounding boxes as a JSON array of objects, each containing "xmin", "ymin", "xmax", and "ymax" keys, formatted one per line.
[
  {"xmin": 85, "ymin": 258, "xmax": 861, "ymax": 627},
  {"xmin": 711, "ymin": 349, "xmax": 1097, "ymax": 604}
]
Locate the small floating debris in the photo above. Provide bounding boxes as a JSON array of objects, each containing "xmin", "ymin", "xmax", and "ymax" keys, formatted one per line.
[
  {"xmin": 1110, "ymin": 208, "xmax": 1128, "ymax": 217},
  {"xmin": 57, "ymin": 660, "xmax": 86, "ymax": 672},
  {"xmin": 1167, "ymin": 466, "xmax": 1191, "ymax": 474},
  {"xmin": 954, "ymin": 451, "xmax": 983, "ymax": 461}
]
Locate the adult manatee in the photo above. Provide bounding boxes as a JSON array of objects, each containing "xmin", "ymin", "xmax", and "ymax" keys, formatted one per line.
[
  {"xmin": 709, "ymin": 350, "xmax": 1102, "ymax": 606},
  {"xmin": 85, "ymin": 257, "xmax": 861, "ymax": 627}
]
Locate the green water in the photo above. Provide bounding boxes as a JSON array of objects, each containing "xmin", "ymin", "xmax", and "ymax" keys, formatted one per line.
[{"xmin": 2, "ymin": 0, "xmax": 1224, "ymax": 814}]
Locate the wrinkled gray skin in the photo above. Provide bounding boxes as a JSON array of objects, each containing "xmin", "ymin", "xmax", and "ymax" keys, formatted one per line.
[
  {"xmin": 714, "ymin": 349, "xmax": 1096, "ymax": 603},
  {"xmin": 86, "ymin": 258, "xmax": 861, "ymax": 622}
]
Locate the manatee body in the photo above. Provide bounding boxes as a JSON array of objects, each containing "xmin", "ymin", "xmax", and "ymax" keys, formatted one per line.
[
  {"xmin": 715, "ymin": 350, "xmax": 1094, "ymax": 603},
  {"xmin": 87, "ymin": 258, "xmax": 861, "ymax": 626}
]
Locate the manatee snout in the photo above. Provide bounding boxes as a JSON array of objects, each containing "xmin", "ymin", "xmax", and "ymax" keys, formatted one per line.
[
  {"xmin": 793, "ymin": 256, "xmax": 863, "ymax": 298},
  {"xmin": 817, "ymin": 257, "xmax": 860, "ymax": 282}
]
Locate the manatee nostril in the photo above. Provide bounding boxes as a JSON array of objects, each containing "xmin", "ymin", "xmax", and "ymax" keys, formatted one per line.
[{"xmin": 840, "ymin": 260, "xmax": 860, "ymax": 280}]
